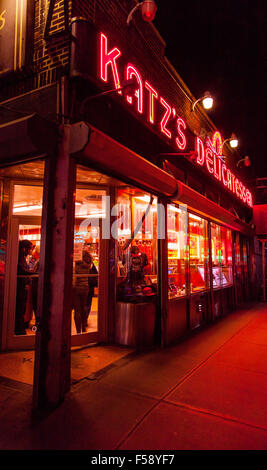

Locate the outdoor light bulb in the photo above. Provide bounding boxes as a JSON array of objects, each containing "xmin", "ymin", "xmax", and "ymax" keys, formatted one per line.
[
  {"xmin": 230, "ymin": 137, "xmax": 238, "ymax": 148},
  {"xmin": 141, "ymin": 0, "xmax": 157, "ymax": 22},
  {"xmin": 202, "ymin": 96, "xmax": 213, "ymax": 109},
  {"xmin": 244, "ymin": 156, "xmax": 251, "ymax": 167},
  {"xmin": 202, "ymin": 92, "xmax": 213, "ymax": 110}
]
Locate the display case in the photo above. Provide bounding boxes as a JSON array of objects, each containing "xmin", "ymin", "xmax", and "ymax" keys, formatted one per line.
[
  {"xmin": 116, "ymin": 188, "xmax": 158, "ymax": 303},
  {"xmin": 189, "ymin": 213, "xmax": 209, "ymax": 293},
  {"xmin": 115, "ymin": 187, "xmax": 157, "ymax": 347},
  {"xmin": 211, "ymin": 223, "xmax": 233, "ymax": 290},
  {"xmin": 167, "ymin": 204, "xmax": 187, "ymax": 298},
  {"xmin": 221, "ymin": 226, "xmax": 233, "ymax": 287}
]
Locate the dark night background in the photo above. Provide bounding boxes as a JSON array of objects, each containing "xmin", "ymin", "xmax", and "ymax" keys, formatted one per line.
[{"xmin": 154, "ymin": 0, "xmax": 267, "ymax": 183}]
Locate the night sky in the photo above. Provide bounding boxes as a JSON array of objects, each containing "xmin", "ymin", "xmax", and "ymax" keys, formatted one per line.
[{"xmin": 154, "ymin": 0, "xmax": 267, "ymax": 182}]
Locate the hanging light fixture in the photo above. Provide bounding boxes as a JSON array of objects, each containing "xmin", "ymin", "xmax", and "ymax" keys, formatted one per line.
[
  {"xmin": 191, "ymin": 91, "xmax": 214, "ymax": 112},
  {"xmin": 127, "ymin": 1, "xmax": 157, "ymax": 25},
  {"xmin": 237, "ymin": 156, "xmax": 251, "ymax": 167},
  {"xmin": 222, "ymin": 133, "xmax": 239, "ymax": 149}
]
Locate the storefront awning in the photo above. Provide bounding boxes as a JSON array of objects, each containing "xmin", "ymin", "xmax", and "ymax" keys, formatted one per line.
[
  {"xmin": 70, "ymin": 122, "xmax": 182, "ymax": 199},
  {"xmin": 0, "ymin": 113, "xmax": 57, "ymax": 165},
  {"xmin": 71, "ymin": 122, "xmax": 253, "ymax": 236}
]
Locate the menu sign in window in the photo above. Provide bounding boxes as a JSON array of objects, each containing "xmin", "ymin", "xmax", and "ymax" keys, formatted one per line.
[{"xmin": 0, "ymin": 0, "xmax": 33, "ymax": 77}]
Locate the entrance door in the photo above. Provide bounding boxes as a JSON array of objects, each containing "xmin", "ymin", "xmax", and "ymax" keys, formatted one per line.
[
  {"xmin": 4, "ymin": 216, "xmax": 41, "ymax": 350},
  {"xmin": 71, "ymin": 190, "xmax": 108, "ymax": 347}
]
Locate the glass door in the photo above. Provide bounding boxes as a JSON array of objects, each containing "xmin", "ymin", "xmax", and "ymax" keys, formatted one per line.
[
  {"xmin": 5, "ymin": 216, "xmax": 41, "ymax": 349},
  {"xmin": 71, "ymin": 187, "xmax": 107, "ymax": 347}
]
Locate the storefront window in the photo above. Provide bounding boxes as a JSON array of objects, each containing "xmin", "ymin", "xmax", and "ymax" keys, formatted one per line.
[
  {"xmin": 220, "ymin": 226, "xmax": 233, "ymax": 286},
  {"xmin": 116, "ymin": 188, "xmax": 157, "ymax": 303},
  {"xmin": 4, "ymin": 160, "xmax": 45, "ymax": 338},
  {"xmin": 211, "ymin": 222, "xmax": 221, "ymax": 289},
  {"xmin": 167, "ymin": 204, "xmax": 187, "ymax": 298},
  {"xmin": 235, "ymin": 233, "xmax": 241, "ymax": 266},
  {"xmin": 13, "ymin": 185, "xmax": 43, "ymax": 334},
  {"xmin": 72, "ymin": 172, "xmax": 107, "ymax": 335},
  {"xmin": 242, "ymin": 238, "xmax": 248, "ymax": 275},
  {"xmin": 235, "ymin": 232, "xmax": 242, "ymax": 281},
  {"xmin": 189, "ymin": 213, "xmax": 209, "ymax": 293}
]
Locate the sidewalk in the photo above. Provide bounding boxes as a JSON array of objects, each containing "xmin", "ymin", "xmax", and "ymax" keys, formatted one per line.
[{"xmin": 1, "ymin": 302, "xmax": 267, "ymax": 450}]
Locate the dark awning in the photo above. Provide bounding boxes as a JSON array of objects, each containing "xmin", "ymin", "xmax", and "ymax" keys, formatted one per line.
[
  {"xmin": 0, "ymin": 113, "xmax": 57, "ymax": 166},
  {"xmin": 70, "ymin": 122, "xmax": 181, "ymax": 199}
]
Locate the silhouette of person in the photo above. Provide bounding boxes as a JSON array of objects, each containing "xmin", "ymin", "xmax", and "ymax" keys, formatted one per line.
[{"xmin": 15, "ymin": 240, "xmax": 34, "ymax": 335}]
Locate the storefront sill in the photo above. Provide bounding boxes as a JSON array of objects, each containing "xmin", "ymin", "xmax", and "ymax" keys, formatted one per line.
[{"xmin": 168, "ymin": 296, "xmax": 187, "ymax": 302}]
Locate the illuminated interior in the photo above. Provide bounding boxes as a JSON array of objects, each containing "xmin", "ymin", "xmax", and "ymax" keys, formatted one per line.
[
  {"xmin": 167, "ymin": 204, "xmax": 187, "ymax": 298},
  {"xmin": 13, "ymin": 185, "xmax": 43, "ymax": 216},
  {"xmin": 9, "ymin": 161, "xmax": 45, "ymax": 337},
  {"xmin": 189, "ymin": 213, "xmax": 209, "ymax": 293},
  {"xmin": 116, "ymin": 187, "xmax": 158, "ymax": 303},
  {"xmin": 72, "ymin": 165, "xmax": 125, "ymax": 336},
  {"xmin": 211, "ymin": 223, "xmax": 233, "ymax": 288},
  {"xmin": 3, "ymin": 160, "xmax": 241, "ymax": 341}
]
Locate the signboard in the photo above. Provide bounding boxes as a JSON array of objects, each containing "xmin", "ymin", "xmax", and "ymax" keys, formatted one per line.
[
  {"xmin": 70, "ymin": 21, "xmax": 253, "ymax": 208},
  {"xmin": 0, "ymin": 0, "xmax": 33, "ymax": 77}
]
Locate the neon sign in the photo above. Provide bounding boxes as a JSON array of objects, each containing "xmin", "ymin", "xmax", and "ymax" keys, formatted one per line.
[
  {"xmin": 98, "ymin": 32, "xmax": 253, "ymax": 208},
  {"xmin": 195, "ymin": 133, "xmax": 252, "ymax": 207}
]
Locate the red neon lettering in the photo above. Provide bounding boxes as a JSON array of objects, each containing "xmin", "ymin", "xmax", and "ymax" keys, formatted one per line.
[
  {"xmin": 145, "ymin": 81, "xmax": 158, "ymax": 124},
  {"xmin": 241, "ymin": 184, "xmax": 247, "ymax": 203},
  {"xmin": 97, "ymin": 40, "xmax": 252, "ymax": 208},
  {"xmin": 222, "ymin": 164, "xmax": 228, "ymax": 186},
  {"xmin": 239, "ymin": 181, "xmax": 245, "ymax": 200},
  {"xmin": 214, "ymin": 155, "xmax": 221, "ymax": 180},
  {"xmin": 212, "ymin": 131, "xmax": 223, "ymax": 156},
  {"xmin": 246, "ymin": 191, "xmax": 253, "ymax": 207},
  {"xmin": 196, "ymin": 137, "xmax": 205, "ymax": 166},
  {"xmin": 227, "ymin": 169, "xmax": 232, "ymax": 191},
  {"xmin": 126, "ymin": 64, "xmax": 143, "ymax": 114},
  {"xmin": 235, "ymin": 178, "xmax": 240, "ymax": 197},
  {"xmin": 205, "ymin": 147, "xmax": 214, "ymax": 174},
  {"xmin": 100, "ymin": 33, "xmax": 122, "ymax": 93},
  {"xmin": 176, "ymin": 117, "xmax": 187, "ymax": 150},
  {"xmin": 232, "ymin": 174, "xmax": 236, "ymax": 195},
  {"xmin": 160, "ymin": 97, "xmax": 172, "ymax": 139}
]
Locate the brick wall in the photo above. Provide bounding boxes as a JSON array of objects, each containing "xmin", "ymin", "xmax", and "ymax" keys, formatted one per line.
[
  {"xmin": 0, "ymin": 0, "xmax": 71, "ymax": 101},
  {"xmin": 0, "ymin": 0, "xmax": 225, "ymax": 146}
]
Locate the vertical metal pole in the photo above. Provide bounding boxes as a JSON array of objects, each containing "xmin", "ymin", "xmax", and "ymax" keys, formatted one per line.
[
  {"xmin": 158, "ymin": 198, "xmax": 168, "ymax": 348},
  {"xmin": 0, "ymin": 179, "xmax": 11, "ymax": 350},
  {"xmin": 208, "ymin": 221, "xmax": 214, "ymax": 322},
  {"xmin": 107, "ymin": 186, "xmax": 116, "ymax": 343}
]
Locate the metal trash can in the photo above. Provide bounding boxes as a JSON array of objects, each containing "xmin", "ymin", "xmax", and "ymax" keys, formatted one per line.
[{"xmin": 115, "ymin": 302, "xmax": 156, "ymax": 348}]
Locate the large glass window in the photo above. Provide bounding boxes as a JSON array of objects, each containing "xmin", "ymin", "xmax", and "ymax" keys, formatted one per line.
[
  {"xmin": 116, "ymin": 188, "xmax": 157, "ymax": 303},
  {"xmin": 220, "ymin": 226, "xmax": 233, "ymax": 286},
  {"xmin": 211, "ymin": 222, "xmax": 221, "ymax": 289},
  {"xmin": 5, "ymin": 159, "xmax": 45, "ymax": 338},
  {"xmin": 242, "ymin": 238, "xmax": 248, "ymax": 275},
  {"xmin": 211, "ymin": 223, "xmax": 233, "ymax": 288},
  {"xmin": 167, "ymin": 204, "xmax": 187, "ymax": 298},
  {"xmin": 13, "ymin": 185, "xmax": 43, "ymax": 335},
  {"xmin": 189, "ymin": 213, "xmax": 209, "ymax": 293},
  {"xmin": 71, "ymin": 171, "xmax": 107, "ymax": 335}
]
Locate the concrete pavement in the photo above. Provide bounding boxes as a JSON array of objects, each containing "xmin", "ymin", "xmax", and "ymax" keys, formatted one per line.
[{"xmin": 1, "ymin": 302, "xmax": 267, "ymax": 450}]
